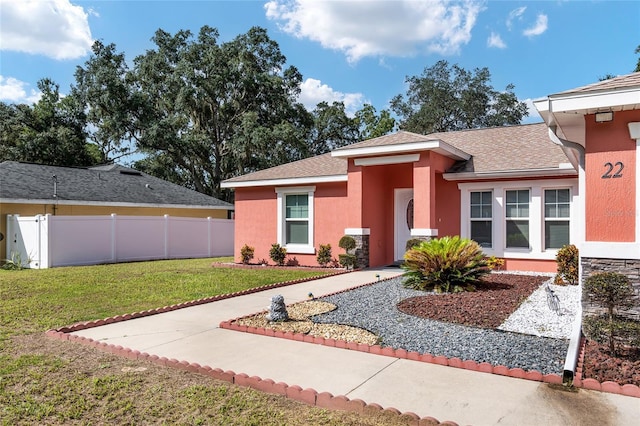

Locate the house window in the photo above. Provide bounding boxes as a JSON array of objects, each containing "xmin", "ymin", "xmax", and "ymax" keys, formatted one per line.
[
  {"xmin": 276, "ymin": 186, "xmax": 315, "ymax": 254},
  {"xmin": 505, "ymin": 189, "xmax": 529, "ymax": 248},
  {"xmin": 545, "ymin": 189, "xmax": 570, "ymax": 249},
  {"xmin": 470, "ymin": 191, "xmax": 492, "ymax": 248},
  {"xmin": 285, "ymin": 194, "xmax": 309, "ymax": 244}
]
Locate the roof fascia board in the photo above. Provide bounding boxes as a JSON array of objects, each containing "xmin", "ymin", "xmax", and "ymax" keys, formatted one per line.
[
  {"xmin": 442, "ymin": 167, "xmax": 578, "ymax": 181},
  {"xmin": 0, "ymin": 199, "xmax": 232, "ymax": 209},
  {"xmin": 331, "ymin": 140, "xmax": 471, "ymax": 161},
  {"xmin": 221, "ymin": 174, "xmax": 347, "ymax": 189},
  {"xmin": 354, "ymin": 153, "xmax": 420, "ymax": 166},
  {"xmin": 547, "ymin": 89, "xmax": 640, "ymax": 113}
]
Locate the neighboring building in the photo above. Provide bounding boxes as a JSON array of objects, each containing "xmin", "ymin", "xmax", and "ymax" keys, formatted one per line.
[
  {"xmin": 0, "ymin": 161, "xmax": 234, "ymax": 262},
  {"xmin": 222, "ymin": 72, "xmax": 640, "ymax": 275}
]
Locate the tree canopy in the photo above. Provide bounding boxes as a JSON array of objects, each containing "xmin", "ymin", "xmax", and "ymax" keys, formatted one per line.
[{"xmin": 390, "ymin": 60, "xmax": 528, "ymax": 134}]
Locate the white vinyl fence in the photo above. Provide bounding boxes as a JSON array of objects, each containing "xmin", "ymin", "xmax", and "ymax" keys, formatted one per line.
[{"xmin": 6, "ymin": 214, "xmax": 234, "ymax": 269}]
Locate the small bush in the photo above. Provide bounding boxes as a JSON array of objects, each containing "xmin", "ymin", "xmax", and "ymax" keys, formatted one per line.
[
  {"xmin": 584, "ymin": 272, "xmax": 636, "ymax": 354},
  {"xmin": 402, "ymin": 236, "xmax": 489, "ymax": 293},
  {"xmin": 317, "ymin": 244, "xmax": 332, "ymax": 267},
  {"xmin": 338, "ymin": 253, "xmax": 356, "ymax": 270},
  {"xmin": 338, "ymin": 235, "xmax": 356, "ymax": 253},
  {"xmin": 269, "ymin": 243, "xmax": 287, "ymax": 266},
  {"xmin": 555, "ymin": 244, "xmax": 579, "ymax": 285},
  {"xmin": 583, "ymin": 316, "xmax": 640, "ymax": 353},
  {"xmin": 405, "ymin": 238, "xmax": 424, "ymax": 252},
  {"xmin": 485, "ymin": 256, "xmax": 505, "ymax": 271},
  {"xmin": 240, "ymin": 244, "xmax": 255, "ymax": 264}
]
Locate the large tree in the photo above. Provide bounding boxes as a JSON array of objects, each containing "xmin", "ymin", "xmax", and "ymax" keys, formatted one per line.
[
  {"xmin": 390, "ymin": 60, "xmax": 528, "ymax": 134},
  {"xmin": 131, "ymin": 26, "xmax": 310, "ymax": 200},
  {"xmin": 0, "ymin": 79, "xmax": 95, "ymax": 166},
  {"xmin": 71, "ymin": 41, "xmax": 147, "ymax": 164}
]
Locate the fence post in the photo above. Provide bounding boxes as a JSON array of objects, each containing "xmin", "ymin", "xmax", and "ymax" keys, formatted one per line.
[
  {"xmin": 164, "ymin": 214, "xmax": 170, "ymax": 259},
  {"xmin": 6, "ymin": 214, "xmax": 15, "ymax": 263},
  {"xmin": 111, "ymin": 214, "xmax": 117, "ymax": 263},
  {"xmin": 207, "ymin": 217, "xmax": 212, "ymax": 257},
  {"xmin": 42, "ymin": 214, "xmax": 52, "ymax": 268}
]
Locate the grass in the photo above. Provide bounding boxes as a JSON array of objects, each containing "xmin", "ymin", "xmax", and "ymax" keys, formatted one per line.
[{"xmin": 0, "ymin": 258, "xmax": 413, "ymax": 425}]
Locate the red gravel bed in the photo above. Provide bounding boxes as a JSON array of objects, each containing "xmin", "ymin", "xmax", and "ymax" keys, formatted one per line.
[
  {"xmin": 583, "ymin": 340, "xmax": 640, "ymax": 387},
  {"xmin": 397, "ymin": 273, "xmax": 548, "ymax": 329}
]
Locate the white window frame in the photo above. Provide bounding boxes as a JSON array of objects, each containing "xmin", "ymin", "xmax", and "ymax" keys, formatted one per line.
[
  {"xmin": 275, "ymin": 186, "xmax": 315, "ymax": 254},
  {"xmin": 505, "ymin": 188, "xmax": 531, "ymax": 250},
  {"xmin": 543, "ymin": 188, "xmax": 571, "ymax": 250},
  {"xmin": 459, "ymin": 179, "xmax": 578, "ymax": 260},
  {"xmin": 469, "ymin": 190, "xmax": 493, "ymax": 248}
]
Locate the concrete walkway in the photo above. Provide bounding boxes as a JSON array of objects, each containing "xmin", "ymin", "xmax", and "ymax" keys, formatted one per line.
[{"xmin": 69, "ymin": 268, "xmax": 639, "ymax": 425}]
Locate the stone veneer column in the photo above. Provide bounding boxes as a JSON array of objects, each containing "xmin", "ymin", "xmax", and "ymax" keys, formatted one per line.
[
  {"xmin": 581, "ymin": 257, "xmax": 640, "ymax": 321},
  {"xmin": 345, "ymin": 228, "xmax": 370, "ymax": 269}
]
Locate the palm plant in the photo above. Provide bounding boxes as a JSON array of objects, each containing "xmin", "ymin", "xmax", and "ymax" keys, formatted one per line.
[{"xmin": 402, "ymin": 236, "xmax": 489, "ymax": 292}]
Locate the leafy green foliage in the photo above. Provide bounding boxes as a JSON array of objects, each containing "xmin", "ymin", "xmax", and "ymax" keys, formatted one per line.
[
  {"xmin": 485, "ymin": 256, "xmax": 505, "ymax": 271},
  {"xmin": 390, "ymin": 60, "xmax": 528, "ymax": 134},
  {"xmin": 338, "ymin": 235, "xmax": 356, "ymax": 252},
  {"xmin": 316, "ymin": 244, "xmax": 332, "ymax": 267},
  {"xmin": 583, "ymin": 316, "xmax": 640, "ymax": 354},
  {"xmin": 338, "ymin": 253, "xmax": 356, "ymax": 270},
  {"xmin": 555, "ymin": 244, "xmax": 579, "ymax": 285},
  {"xmin": 240, "ymin": 244, "xmax": 255, "ymax": 264},
  {"xmin": 405, "ymin": 238, "xmax": 424, "ymax": 252},
  {"xmin": 584, "ymin": 272, "xmax": 636, "ymax": 354},
  {"xmin": 402, "ymin": 236, "xmax": 489, "ymax": 293},
  {"xmin": 269, "ymin": 243, "xmax": 287, "ymax": 266}
]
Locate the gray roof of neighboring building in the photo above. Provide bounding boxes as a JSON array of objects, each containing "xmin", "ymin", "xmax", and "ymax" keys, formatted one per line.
[
  {"xmin": 553, "ymin": 71, "xmax": 640, "ymax": 96},
  {"xmin": 0, "ymin": 161, "xmax": 233, "ymax": 208},
  {"xmin": 222, "ymin": 123, "xmax": 573, "ymax": 186}
]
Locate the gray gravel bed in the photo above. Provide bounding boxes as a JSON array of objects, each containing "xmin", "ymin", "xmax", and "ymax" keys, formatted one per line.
[{"xmin": 313, "ymin": 276, "xmax": 572, "ymax": 375}]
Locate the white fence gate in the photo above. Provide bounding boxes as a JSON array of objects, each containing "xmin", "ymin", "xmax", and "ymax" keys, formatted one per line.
[{"xmin": 5, "ymin": 214, "xmax": 234, "ymax": 269}]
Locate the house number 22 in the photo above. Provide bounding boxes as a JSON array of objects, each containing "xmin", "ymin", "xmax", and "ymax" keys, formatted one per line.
[{"xmin": 602, "ymin": 161, "xmax": 624, "ymax": 179}]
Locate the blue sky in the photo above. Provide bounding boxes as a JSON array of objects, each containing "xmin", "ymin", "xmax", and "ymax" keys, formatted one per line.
[{"xmin": 1, "ymin": 0, "xmax": 639, "ymax": 124}]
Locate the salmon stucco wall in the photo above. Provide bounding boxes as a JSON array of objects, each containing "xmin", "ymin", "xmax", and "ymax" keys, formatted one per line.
[
  {"xmin": 434, "ymin": 174, "xmax": 461, "ymax": 238},
  {"xmin": 585, "ymin": 110, "xmax": 638, "ymax": 242},
  {"xmin": 233, "ymin": 182, "xmax": 348, "ymax": 266},
  {"xmin": 360, "ymin": 163, "xmax": 412, "ymax": 267}
]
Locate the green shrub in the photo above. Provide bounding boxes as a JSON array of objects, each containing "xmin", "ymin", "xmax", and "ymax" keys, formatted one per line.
[
  {"xmin": 583, "ymin": 316, "xmax": 640, "ymax": 352},
  {"xmin": 584, "ymin": 272, "xmax": 636, "ymax": 354},
  {"xmin": 338, "ymin": 235, "xmax": 356, "ymax": 252},
  {"xmin": 485, "ymin": 256, "xmax": 505, "ymax": 271},
  {"xmin": 338, "ymin": 253, "xmax": 356, "ymax": 270},
  {"xmin": 240, "ymin": 244, "xmax": 255, "ymax": 264},
  {"xmin": 555, "ymin": 244, "xmax": 579, "ymax": 285},
  {"xmin": 269, "ymin": 243, "xmax": 287, "ymax": 266},
  {"xmin": 402, "ymin": 236, "xmax": 489, "ymax": 293},
  {"xmin": 405, "ymin": 238, "xmax": 424, "ymax": 252},
  {"xmin": 316, "ymin": 244, "xmax": 332, "ymax": 267}
]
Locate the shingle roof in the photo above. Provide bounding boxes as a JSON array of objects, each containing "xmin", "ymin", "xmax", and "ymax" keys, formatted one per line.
[
  {"xmin": 222, "ymin": 153, "xmax": 347, "ymax": 183},
  {"xmin": 222, "ymin": 123, "xmax": 572, "ymax": 186},
  {"xmin": 553, "ymin": 72, "xmax": 640, "ymax": 96},
  {"xmin": 0, "ymin": 161, "xmax": 233, "ymax": 208}
]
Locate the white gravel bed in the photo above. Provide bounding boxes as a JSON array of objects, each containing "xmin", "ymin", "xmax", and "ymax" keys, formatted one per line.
[{"xmin": 497, "ymin": 278, "xmax": 581, "ymax": 339}]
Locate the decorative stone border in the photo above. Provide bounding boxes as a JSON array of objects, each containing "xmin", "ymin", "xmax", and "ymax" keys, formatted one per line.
[{"xmin": 45, "ymin": 329, "xmax": 459, "ymax": 425}]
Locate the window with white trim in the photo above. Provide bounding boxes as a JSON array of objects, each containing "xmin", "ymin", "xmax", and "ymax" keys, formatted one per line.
[
  {"xmin": 505, "ymin": 189, "xmax": 530, "ymax": 248},
  {"xmin": 276, "ymin": 186, "xmax": 315, "ymax": 254},
  {"xmin": 470, "ymin": 191, "xmax": 492, "ymax": 248},
  {"xmin": 544, "ymin": 188, "xmax": 570, "ymax": 249}
]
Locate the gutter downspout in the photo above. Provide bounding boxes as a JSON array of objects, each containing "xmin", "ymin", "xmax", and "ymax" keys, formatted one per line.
[{"xmin": 548, "ymin": 124, "xmax": 585, "ymax": 386}]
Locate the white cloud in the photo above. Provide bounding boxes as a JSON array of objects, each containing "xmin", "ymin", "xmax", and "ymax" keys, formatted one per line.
[
  {"xmin": 0, "ymin": 76, "xmax": 42, "ymax": 104},
  {"xmin": 0, "ymin": 0, "xmax": 93, "ymax": 60},
  {"xmin": 523, "ymin": 13, "xmax": 548, "ymax": 37},
  {"xmin": 506, "ymin": 6, "xmax": 526, "ymax": 31},
  {"xmin": 487, "ymin": 32, "xmax": 506, "ymax": 49},
  {"xmin": 522, "ymin": 98, "xmax": 542, "ymax": 123},
  {"xmin": 265, "ymin": 0, "xmax": 482, "ymax": 63},
  {"xmin": 299, "ymin": 78, "xmax": 365, "ymax": 115}
]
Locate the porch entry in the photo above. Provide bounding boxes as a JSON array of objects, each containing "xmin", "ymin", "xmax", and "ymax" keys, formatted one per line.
[{"xmin": 394, "ymin": 188, "xmax": 414, "ymax": 262}]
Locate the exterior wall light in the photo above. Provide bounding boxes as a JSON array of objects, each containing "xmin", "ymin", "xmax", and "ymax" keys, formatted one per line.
[{"xmin": 595, "ymin": 111, "xmax": 614, "ymax": 122}]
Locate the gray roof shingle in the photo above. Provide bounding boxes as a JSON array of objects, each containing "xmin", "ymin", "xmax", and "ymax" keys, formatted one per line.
[
  {"xmin": 0, "ymin": 161, "xmax": 233, "ymax": 208},
  {"xmin": 552, "ymin": 71, "xmax": 640, "ymax": 96}
]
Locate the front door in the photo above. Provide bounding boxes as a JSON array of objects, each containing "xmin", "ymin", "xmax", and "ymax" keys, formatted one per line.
[{"xmin": 395, "ymin": 188, "xmax": 414, "ymax": 262}]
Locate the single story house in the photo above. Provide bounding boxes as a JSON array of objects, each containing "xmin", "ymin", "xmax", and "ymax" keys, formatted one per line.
[
  {"xmin": 222, "ymin": 72, "xmax": 640, "ymax": 275},
  {"xmin": 0, "ymin": 161, "xmax": 234, "ymax": 262}
]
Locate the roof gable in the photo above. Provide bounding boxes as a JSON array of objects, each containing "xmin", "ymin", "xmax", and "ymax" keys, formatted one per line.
[{"xmin": 0, "ymin": 161, "xmax": 233, "ymax": 208}]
